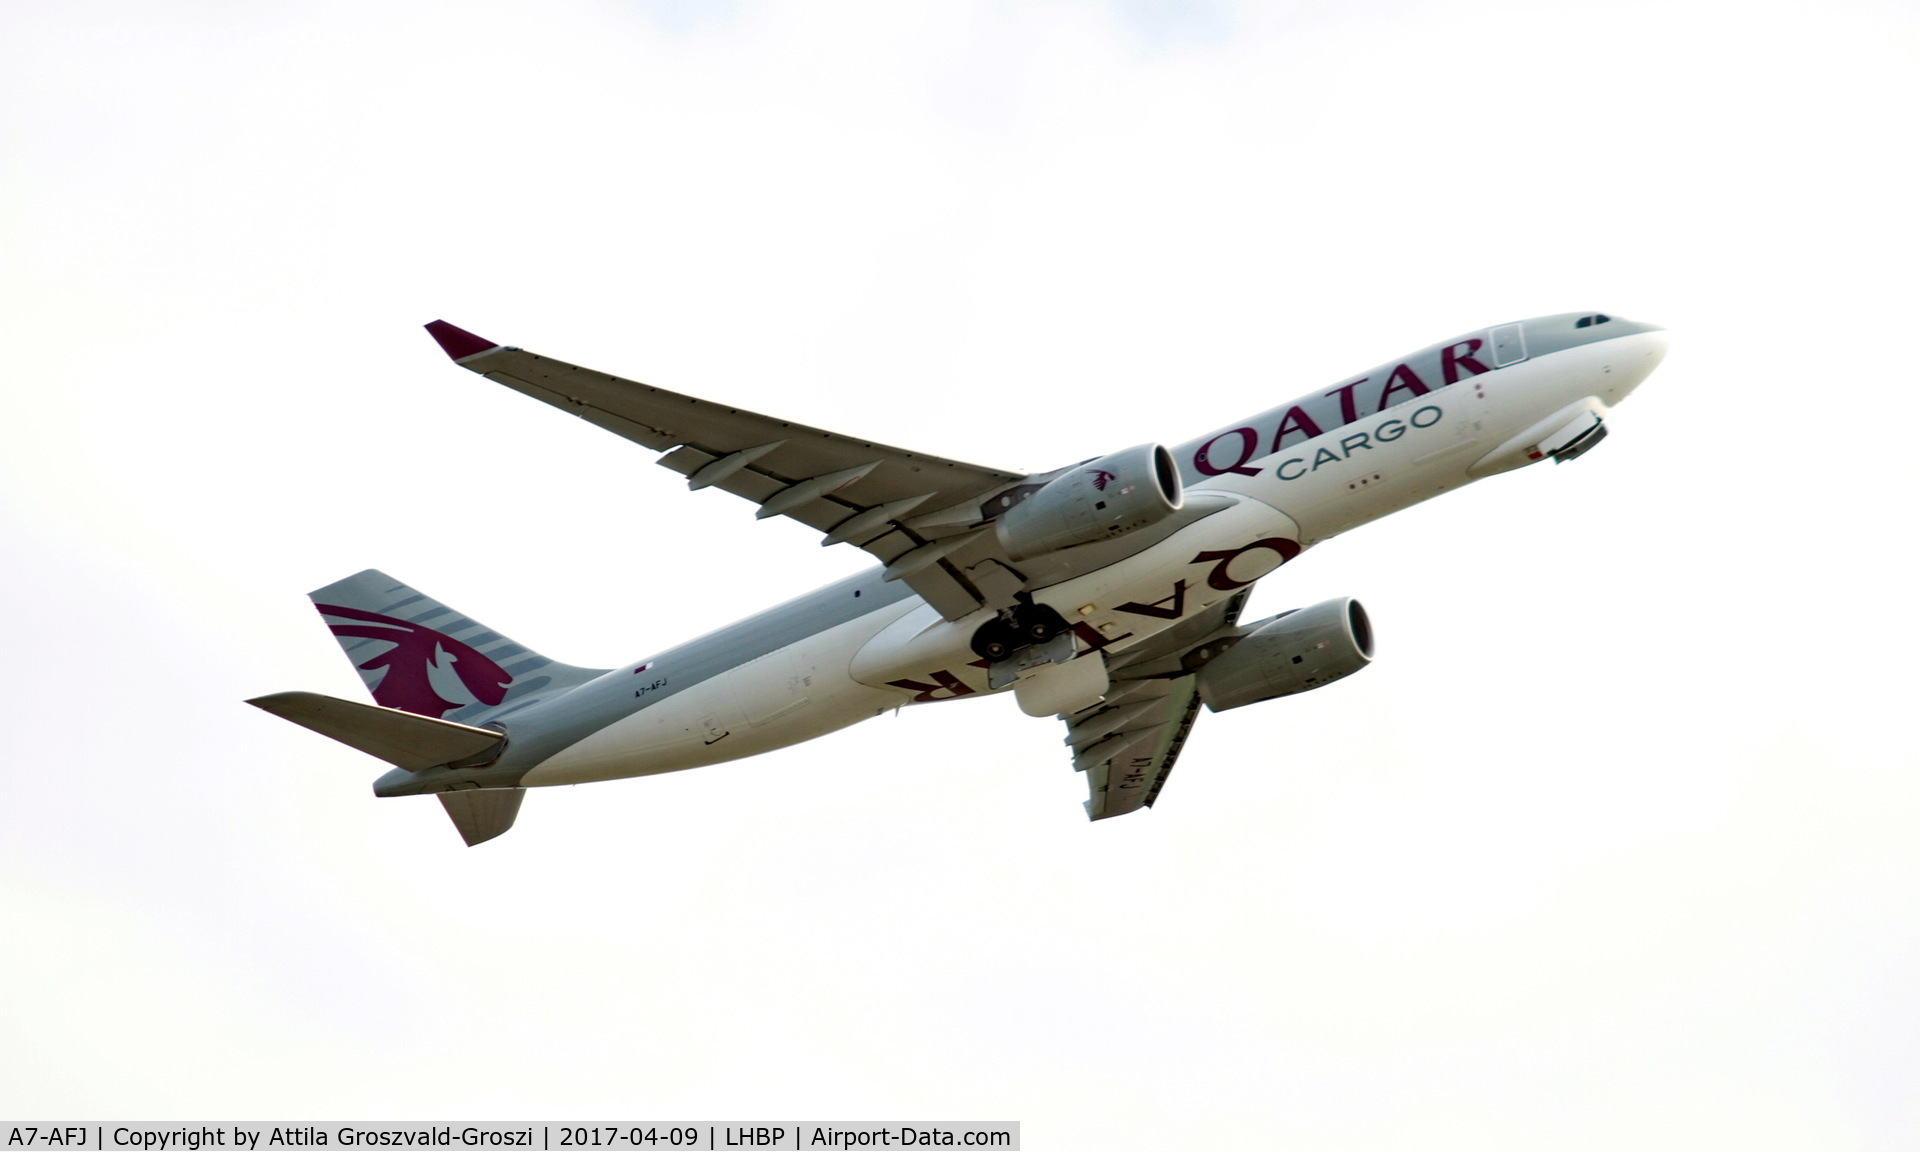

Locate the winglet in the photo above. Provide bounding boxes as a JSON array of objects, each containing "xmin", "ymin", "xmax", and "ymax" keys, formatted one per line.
[{"xmin": 425, "ymin": 320, "xmax": 500, "ymax": 362}]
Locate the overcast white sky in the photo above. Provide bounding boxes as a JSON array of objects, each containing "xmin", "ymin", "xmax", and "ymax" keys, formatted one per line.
[{"xmin": 5, "ymin": 0, "xmax": 1919, "ymax": 1147}]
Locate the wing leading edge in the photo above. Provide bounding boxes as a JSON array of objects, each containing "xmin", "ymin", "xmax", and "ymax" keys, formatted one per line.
[{"xmin": 425, "ymin": 321, "xmax": 1026, "ymax": 618}]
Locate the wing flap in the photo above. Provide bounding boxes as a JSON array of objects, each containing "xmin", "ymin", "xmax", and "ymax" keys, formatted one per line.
[{"xmin": 1074, "ymin": 678, "xmax": 1203, "ymax": 820}]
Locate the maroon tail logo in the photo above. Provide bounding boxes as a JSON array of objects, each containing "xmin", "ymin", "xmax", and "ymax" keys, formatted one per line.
[
  {"xmin": 316, "ymin": 604, "xmax": 511, "ymax": 719},
  {"xmin": 1087, "ymin": 469, "xmax": 1117, "ymax": 491}
]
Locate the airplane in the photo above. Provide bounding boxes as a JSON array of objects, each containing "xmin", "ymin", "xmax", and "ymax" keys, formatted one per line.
[{"xmin": 249, "ymin": 312, "xmax": 1669, "ymax": 845}]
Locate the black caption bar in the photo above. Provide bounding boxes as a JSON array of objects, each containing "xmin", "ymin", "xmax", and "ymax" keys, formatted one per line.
[{"xmin": 0, "ymin": 1125, "xmax": 1018, "ymax": 1151}]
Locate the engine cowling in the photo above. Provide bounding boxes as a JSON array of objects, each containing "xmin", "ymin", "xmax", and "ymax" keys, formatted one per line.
[
  {"xmin": 995, "ymin": 443, "xmax": 1183, "ymax": 561},
  {"xmin": 1469, "ymin": 396, "xmax": 1609, "ymax": 477},
  {"xmin": 1194, "ymin": 597, "xmax": 1373, "ymax": 712}
]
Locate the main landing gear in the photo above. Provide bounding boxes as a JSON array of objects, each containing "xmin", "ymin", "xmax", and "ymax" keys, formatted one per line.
[{"xmin": 970, "ymin": 599, "xmax": 1070, "ymax": 663}]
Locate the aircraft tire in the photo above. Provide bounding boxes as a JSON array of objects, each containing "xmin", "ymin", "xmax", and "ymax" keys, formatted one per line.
[{"xmin": 970, "ymin": 620, "xmax": 1017, "ymax": 663}]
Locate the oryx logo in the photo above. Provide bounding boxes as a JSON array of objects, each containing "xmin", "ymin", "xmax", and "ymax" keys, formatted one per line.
[
  {"xmin": 315, "ymin": 603, "xmax": 512, "ymax": 719},
  {"xmin": 1087, "ymin": 468, "xmax": 1117, "ymax": 491}
]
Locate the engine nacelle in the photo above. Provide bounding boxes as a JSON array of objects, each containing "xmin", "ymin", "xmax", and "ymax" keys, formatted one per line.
[
  {"xmin": 995, "ymin": 443, "xmax": 1183, "ymax": 561},
  {"xmin": 1194, "ymin": 597, "xmax": 1373, "ymax": 712},
  {"xmin": 1469, "ymin": 396, "xmax": 1609, "ymax": 477}
]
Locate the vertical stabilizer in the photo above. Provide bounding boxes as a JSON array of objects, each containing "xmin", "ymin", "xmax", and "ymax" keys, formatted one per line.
[
  {"xmin": 439, "ymin": 788, "xmax": 525, "ymax": 847},
  {"xmin": 309, "ymin": 569, "xmax": 607, "ymax": 726}
]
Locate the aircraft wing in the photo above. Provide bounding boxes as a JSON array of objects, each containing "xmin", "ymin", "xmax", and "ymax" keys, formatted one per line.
[
  {"xmin": 1068, "ymin": 676, "xmax": 1204, "ymax": 819},
  {"xmin": 426, "ymin": 322, "xmax": 1027, "ymax": 619},
  {"xmin": 1069, "ymin": 590, "xmax": 1251, "ymax": 819}
]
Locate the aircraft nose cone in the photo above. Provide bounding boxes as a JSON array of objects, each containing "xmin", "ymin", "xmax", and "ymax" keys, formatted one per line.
[
  {"xmin": 1607, "ymin": 318, "xmax": 1669, "ymax": 364},
  {"xmin": 1605, "ymin": 326, "xmax": 1670, "ymax": 405},
  {"xmin": 1639, "ymin": 327, "xmax": 1671, "ymax": 368}
]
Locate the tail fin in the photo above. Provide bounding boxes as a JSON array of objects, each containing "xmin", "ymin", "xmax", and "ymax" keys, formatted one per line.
[
  {"xmin": 439, "ymin": 789, "xmax": 525, "ymax": 847},
  {"xmin": 309, "ymin": 569, "xmax": 608, "ymax": 726}
]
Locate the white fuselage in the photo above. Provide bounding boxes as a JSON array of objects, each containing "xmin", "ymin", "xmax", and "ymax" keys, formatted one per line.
[{"xmin": 524, "ymin": 325, "xmax": 1668, "ymax": 788}]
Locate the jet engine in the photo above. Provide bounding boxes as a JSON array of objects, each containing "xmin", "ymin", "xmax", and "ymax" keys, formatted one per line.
[
  {"xmin": 1193, "ymin": 597, "xmax": 1373, "ymax": 712},
  {"xmin": 995, "ymin": 443, "xmax": 1184, "ymax": 561}
]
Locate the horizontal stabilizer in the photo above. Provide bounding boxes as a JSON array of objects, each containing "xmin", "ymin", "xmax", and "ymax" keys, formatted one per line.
[
  {"xmin": 248, "ymin": 690, "xmax": 504, "ymax": 771},
  {"xmin": 439, "ymin": 788, "xmax": 524, "ymax": 847}
]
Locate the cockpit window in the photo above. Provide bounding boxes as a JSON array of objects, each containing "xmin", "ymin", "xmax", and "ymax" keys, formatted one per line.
[{"xmin": 1574, "ymin": 314, "xmax": 1612, "ymax": 329}]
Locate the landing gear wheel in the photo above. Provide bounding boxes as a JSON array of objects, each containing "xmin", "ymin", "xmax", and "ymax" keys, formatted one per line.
[
  {"xmin": 970, "ymin": 619, "xmax": 1018, "ymax": 663},
  {"xmin": 1012, "ymin": 603, "xmax": 1069, "ymax": 645}
]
